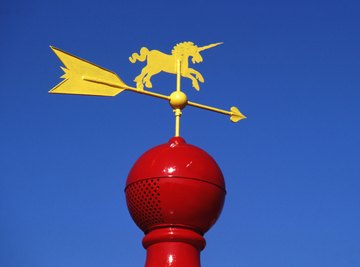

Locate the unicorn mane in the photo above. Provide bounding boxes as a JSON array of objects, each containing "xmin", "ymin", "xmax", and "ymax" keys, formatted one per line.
[{"xmin": 171, "ymin": 42, "xmax": 197, "ymax": 55}]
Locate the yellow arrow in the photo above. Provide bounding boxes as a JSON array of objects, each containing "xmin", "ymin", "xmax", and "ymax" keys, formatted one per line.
[{"xmin": 50, "ymin": 46, "xmax": 246, "ymax": 123}]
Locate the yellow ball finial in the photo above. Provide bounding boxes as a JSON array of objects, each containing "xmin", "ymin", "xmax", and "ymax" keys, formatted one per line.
[{"xmin": 169, "ymin": 91, "xmax": 188, "ymax": 110}]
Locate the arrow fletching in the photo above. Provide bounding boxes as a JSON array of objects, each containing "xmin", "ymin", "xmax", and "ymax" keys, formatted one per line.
[
  {"xmin": 49, "ymin": 46, "xmax": 128, "ymax": 96},
  {"xmin": 230, "ymin": 106, "xmax": 246, "ymax": 122}
]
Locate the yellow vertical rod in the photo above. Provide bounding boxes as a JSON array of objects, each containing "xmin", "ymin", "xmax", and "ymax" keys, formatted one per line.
[
  {"xmin": 174, "ymin": 109, "xmax": 181, "ymax": 137},
  {"xmin": 176, "ymin": 60, "xmax": 181, "ymax": 92},
  {"xmin": 175, "ymin": 59, "xmax": 181, "ymax": 137}
]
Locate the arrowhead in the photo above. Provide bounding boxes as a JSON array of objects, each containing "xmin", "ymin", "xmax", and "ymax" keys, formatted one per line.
[{"xmin": 230, "ymin": 106, "xmax": 246, "ymax": 122}]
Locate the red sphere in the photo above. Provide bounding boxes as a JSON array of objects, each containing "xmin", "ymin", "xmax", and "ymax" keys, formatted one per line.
[{"xmin": 125, "ymin": 137, "xmax": 226, "ymax": 234}]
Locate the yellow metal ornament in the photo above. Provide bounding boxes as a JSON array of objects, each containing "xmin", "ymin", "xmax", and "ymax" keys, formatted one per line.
[{"xmin": 49, "ymin": 42, "xmax": 246, "ymax": 137}]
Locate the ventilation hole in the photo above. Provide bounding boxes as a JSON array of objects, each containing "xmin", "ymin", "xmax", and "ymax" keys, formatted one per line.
[{"xmin": 126, "ymin": 179, "xmax": 164, "ymax": 229}]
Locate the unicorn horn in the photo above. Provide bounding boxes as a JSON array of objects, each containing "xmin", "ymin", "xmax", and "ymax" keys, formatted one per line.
[{"xmin": 197, "ymin": 42, "xmax": 223, "ymax": 52}]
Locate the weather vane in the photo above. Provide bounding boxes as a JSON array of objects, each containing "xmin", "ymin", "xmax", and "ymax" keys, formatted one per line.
[
  {"xmin": 49, "ymin": 42, "xmax": 246, "ymax": 266},
  {"xmin": 49, "ymin": 41, "xmax": 246, "ymax": 136}
]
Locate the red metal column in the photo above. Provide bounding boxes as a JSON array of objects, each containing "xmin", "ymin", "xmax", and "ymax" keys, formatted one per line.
[{"xmin": 143, "ymin": 228, "xmax": 205, "ymax": 267}]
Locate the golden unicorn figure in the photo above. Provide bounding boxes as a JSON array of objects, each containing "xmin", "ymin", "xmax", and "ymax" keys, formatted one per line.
[{"xmin": 129, "ymin": 41, "xmax": 222, "ymax": 91}]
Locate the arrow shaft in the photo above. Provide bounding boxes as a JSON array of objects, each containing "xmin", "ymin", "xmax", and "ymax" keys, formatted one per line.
[
  {"xmin": 187, "ymin": 100, "xmax": 232, "ymax": 116},
  {"xmin": 82, "ymin": 76, "xmax": 170, "ymax": 101},
  {"xmin": 83, "ymin": 76, "xmax": 236, "ymax": 118},
  {"xmin": 131, "ymin": 87, "xmax": 170, "ymax": 101}
]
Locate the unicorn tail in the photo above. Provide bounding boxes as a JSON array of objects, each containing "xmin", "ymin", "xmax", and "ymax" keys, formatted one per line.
[{"xmin": 129, "ymin": 47, "xmax": 149, "ymax": 63}]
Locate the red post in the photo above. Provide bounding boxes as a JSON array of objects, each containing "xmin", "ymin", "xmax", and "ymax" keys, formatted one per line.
[{"xmin": 143, "ymin": 228, "xmax": 205, "ymax": 267}]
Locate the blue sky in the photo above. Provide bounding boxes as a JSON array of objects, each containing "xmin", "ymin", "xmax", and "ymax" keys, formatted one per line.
[{"xmin": 1, "ymin": 0, "xmax": 360, "ymax": 266}]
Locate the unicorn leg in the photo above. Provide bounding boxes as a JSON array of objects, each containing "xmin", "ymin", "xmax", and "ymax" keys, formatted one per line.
[
  {"xmin": 188, "ymin": 68, "xmax": 204, "ymax": 83},
  {"xmin": 134, "ymin": 75, "xmax": 144, "ymax": 90},
  {"xmin": 143, "ymin": 70, "xmax": 161, "ymax": 89},
  {"xmin": 182, "ymin": 72, "xmax": 200, "ymax": 91},
  {"xmin": 144, "ymin": 74, "xmax": 154, "ymax": 88},
  {"xmin": 134, "ymin": 67, "xmax": 149, "ymax": 90}
]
